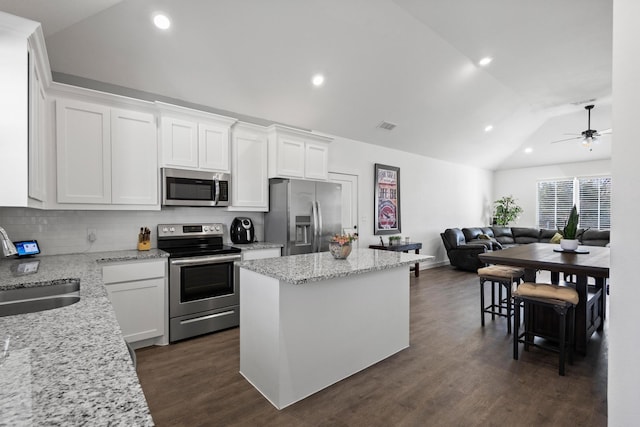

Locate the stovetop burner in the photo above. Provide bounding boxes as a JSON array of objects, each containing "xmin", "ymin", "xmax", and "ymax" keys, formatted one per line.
[{"xmin": 157, "ymin": 223, "xmax": 241, "ymax": 258}]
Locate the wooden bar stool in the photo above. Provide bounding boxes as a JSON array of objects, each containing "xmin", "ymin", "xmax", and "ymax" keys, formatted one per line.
[
  {"xmin": 512, "ymin": 282, "xmax": 579, "ymax": 376},
  {"xmin": 477, "ymin": 265, "xmax": 524, "ymax": 333}
]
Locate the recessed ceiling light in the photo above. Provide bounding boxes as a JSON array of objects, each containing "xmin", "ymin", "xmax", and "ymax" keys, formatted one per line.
[
  {"xmin": 153, "ymin": 13, "xmax": 171, "ymax": 30},
  {"xmin": 478, "ymin": 57, "xmax": 493, "ymax": 66},
  {"xmin": 524, "ymin": 147, "xmax": 533, "ymax": 154},
  {"xmin": 484, "ymin": 125, "xmax": 493, "ymax": 132},
  {"xmin": 312, "ymin": 74, "xmax": 325, "ymax": 87}
]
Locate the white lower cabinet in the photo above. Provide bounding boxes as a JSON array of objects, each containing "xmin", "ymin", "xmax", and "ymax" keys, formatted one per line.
[
  {"xmin": 102, "ymin": 259, "xmax": 168, "ymax": 349},
  {"xmin": 241, "ymin": 247, "xmax": 281, "ymax": 261}
]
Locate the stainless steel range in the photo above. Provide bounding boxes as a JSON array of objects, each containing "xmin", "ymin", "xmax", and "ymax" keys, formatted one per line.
[{"xmin": 158, "ymin": 223, "xmax": 242, "ymax": 342}]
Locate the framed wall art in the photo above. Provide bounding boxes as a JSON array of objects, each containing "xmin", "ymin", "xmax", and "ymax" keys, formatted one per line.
[{"xmin": 374, "ymin": 163, "xmax": 401, "ymax": 235}]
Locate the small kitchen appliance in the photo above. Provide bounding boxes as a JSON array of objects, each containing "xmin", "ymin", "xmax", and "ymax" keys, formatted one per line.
[
  {"xmin": 230, "ymin": 217, "xmax": 255, "ymax": 244},
  {"xmin": 158, "ymin": 223, "xmax": 242, "ymax": 342}
]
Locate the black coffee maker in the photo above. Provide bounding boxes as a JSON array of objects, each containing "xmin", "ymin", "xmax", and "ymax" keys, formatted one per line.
[{"xmin": 230, "ymin": 217, "xmax": 255, "ymax": 244}]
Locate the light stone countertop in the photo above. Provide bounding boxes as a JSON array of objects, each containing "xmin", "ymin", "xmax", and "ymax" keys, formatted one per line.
[
  {"xmin": 0, "ymin": 249, "xmax": 168, "ymax": 426},
  {"xmin": 236, "ymin": 248, "xmax": 432, "ymax": 285}
]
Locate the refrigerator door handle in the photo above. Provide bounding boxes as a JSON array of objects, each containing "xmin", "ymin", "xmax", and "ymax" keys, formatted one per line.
[
  {"xmin": 316, "ymin": 201, "xmax": 323, "ymax": 251},
  {"xmin": 312, "ymin": 201, "xmax": 319, "ymax": 252}
]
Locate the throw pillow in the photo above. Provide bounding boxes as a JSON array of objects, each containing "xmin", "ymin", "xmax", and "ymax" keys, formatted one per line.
[
  {"xmin": 550, "ymin": 232, "xmax": 563, "ymax": 244},
  {"xmin": 478, "ymin": 234, "xmax": 491, "ymax": 240}
]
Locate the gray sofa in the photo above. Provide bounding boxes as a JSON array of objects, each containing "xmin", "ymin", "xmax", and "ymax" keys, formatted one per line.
[{"xmin": 441, "ymin": 226, "xmax": 610, "ymax": 272}]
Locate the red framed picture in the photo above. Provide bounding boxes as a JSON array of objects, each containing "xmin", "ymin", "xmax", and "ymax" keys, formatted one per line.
[{"xmin": 374, "ymin": 163, "xmax": 401, "ymax": 235}]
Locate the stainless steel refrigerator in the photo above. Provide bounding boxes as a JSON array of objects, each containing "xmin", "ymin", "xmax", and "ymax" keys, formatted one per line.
[{"xmin": 265, "ymin": 178, "xmax": 342, "ymax": 256}]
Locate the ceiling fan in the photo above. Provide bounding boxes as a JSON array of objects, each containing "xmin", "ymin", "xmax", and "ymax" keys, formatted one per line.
[{"xmin": 551, "ymin": 104, "xmax": 612, "ymax": 151}]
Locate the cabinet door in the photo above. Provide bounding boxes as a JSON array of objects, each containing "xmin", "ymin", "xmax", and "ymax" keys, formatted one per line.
[
  {"xmin": 231, "ymin": 126, "xmax": 268, "ymax": 209},
  {"xmin": 276, "ymin": 137, "xmax": 305, "ymax": 178},
  {"xmin": 106, "ymin": 278, "xmax": 165, "ymax": 343},
  {"xmin": 28, "ymin": 47, "xmax": 46, "ymax": 202},
  {"xmin": 161, "ymin": 117, "xmax": 198, "ymax": 168},
  {"xmin": 198, "ymin": 123, "xmax": 230, "ymax": 172},
  {"xmin": 304, "ymin": 142, "xmax": 329, "ymax": 180},
  {"xmin": 111, "ymin": 109, "xmax": 158, "ymax": 205},
  {"xmin": 56, "ymin": 99, "xmax": 111, "ymax": 203}
]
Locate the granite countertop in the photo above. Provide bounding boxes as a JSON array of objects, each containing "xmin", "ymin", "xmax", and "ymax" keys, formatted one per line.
[
  {"xmin": 229, "ymin": 242, "xmax": 283, "ymax": 251},
  {"xmin": 236, "ymin": 248, "xmax": 432, "ymax": 285},
  {"xmin": 0, "ymin": 249, "xmax": 168, "ymax": 426}
]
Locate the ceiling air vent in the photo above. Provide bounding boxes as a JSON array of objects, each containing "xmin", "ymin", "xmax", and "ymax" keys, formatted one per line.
[{"xmin": 377, "ymin": 121, "xmax": 397, "ymax": 131}]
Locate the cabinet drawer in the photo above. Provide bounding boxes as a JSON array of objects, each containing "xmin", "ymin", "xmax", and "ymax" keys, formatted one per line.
[
  {"xmin": 102, "ymin": 259, "xmax": 166, "ymax": 284},
  {"xmin": 242, "ymin": 248, "xmax": 281, "ymax": 261}
]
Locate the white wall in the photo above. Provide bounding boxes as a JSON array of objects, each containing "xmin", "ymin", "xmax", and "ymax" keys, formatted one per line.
[
  {"xmin": 494, "ymin": 159, "xmax": 611, "ymax": 227},
  {"xmin": 329, "ymin": 136, "xmax": 493, "ymax": 266},
  {"xmin": 609, "ymin": 0, "xmax": 640, "ymax": 423}
]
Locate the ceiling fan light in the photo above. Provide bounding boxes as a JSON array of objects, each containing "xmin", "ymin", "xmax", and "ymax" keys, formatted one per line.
[{"xmin": 583, "ymin": 136, "xmax": 594, "ymax": 147}]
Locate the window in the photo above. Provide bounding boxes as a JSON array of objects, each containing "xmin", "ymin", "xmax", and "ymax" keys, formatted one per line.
[
  {"xmin": 537, "ymin": 179, "xmax": 574, "ymax": 229},
  {"xmin": 537, "ymin": 176, "xmax": 611, "ymax": 230},
  {"xmin": 579, "ymin": 177, "xmax": 611, "ymax": 229}
]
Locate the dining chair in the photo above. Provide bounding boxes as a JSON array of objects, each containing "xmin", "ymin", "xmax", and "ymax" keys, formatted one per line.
[
  {"xmin": 477, "ymin": 265, "xmax": 524, "ymax": 334},
  {"xmin": 512, "ymin": 282, "xmax": 579, "ymax": 376}
]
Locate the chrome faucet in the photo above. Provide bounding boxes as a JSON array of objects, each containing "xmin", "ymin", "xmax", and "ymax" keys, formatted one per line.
[{"xmin": 0, "ymin": 226, "xmax": 17, "ymax": 257}]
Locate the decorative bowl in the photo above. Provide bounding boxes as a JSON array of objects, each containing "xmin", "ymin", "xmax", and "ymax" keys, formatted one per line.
[{"xmin": 329, "ymin": 241, "xmax": 352, "ymax": 259}]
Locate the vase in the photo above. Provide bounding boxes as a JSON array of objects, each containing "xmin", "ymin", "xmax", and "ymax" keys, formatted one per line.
[
  {"xmin": 329, "ymin": 241, "xmax": 352, "ymax": 259},
  {"xmin": 560, "ymin": 238, "xmax": 579, "ymax": 251}
]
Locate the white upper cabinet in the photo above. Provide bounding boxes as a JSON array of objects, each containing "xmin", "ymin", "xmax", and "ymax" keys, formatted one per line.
[
  {"xmin": 161, "ymin": 117, "xmax": 198, "ymax": 168},
  {"xmin": 158, "ymin": 102, "xmax": 236, "ymax": 172},
  {"xmin": 199, "ymin": 122, "xmax": 230, "ymax": 171},
  {"xmin": 267, "ymin": 125, "xmax": 332, "ymax": 181},
  {"xmin": 55, "ymin": 95, "xmax": 158, "ymax": 208},
  {"xmin": 56, "ymin": 99, "xmax": 112, "ymax": 204},
  {"xmin": 27, "ymin": 36, "xmax": 48, "ymax": 203},
  {"xmin": 111, "ymin": 108, "xmax": 158, "ymax": 205},
  {"xmin": 230, "ymin": 122, "xmax": 268, "ymax": 211},
  {"xmin": 0, "ymin": 18, "xmax": 50, "ymax": 208}
]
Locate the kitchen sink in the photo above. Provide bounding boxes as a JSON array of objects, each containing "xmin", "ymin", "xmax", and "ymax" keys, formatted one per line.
[{"xmin": 0, "ymin": 279, "xmax": 80, "ymax": 317}]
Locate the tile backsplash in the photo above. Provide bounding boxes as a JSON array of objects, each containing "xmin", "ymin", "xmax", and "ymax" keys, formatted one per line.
[{"xmin": 0, "ymin": 207, "xmax": 264, "ymax": 255}]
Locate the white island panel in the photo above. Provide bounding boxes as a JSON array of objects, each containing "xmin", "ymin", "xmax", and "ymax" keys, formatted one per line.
[{"xmin": 240, "ymin": 265, "xmax": 409, "ymax": 409}]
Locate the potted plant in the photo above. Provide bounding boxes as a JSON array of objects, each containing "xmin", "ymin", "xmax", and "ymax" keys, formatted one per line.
[
  {"xmin": 388, "ymin": 235, "xmax": 402, "ymax": 246},
  {"xmin": 329, "ymin": 233, "xmax": 358, "ymax": 259},
  {"xmin": 493, "ymin": 195, "xmax": 523, "ymax": 226},
  {"xmin": 559, "ymin": 205, "xmax": 580, "ymax": 251}
]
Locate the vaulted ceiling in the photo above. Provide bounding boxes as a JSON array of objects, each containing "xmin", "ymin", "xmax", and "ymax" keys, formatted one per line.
[{"xmin": 0, "ymin": 0, "xmax": 613, "ymax": 170}]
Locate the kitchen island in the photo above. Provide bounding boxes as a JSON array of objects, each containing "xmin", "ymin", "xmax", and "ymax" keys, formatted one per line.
[
  {"xmin": 0, "ymin": 250, "xmax": 167, "ymax": 426},
  {"xmin": 236, "ymin": 248, "xmax": 432, "ymax": 409}
]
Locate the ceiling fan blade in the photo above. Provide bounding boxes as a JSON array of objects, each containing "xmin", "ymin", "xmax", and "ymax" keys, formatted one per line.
[
  {"xmin": 599, "ymin": 128, "xmax": 612, "ymax": 135},
  {"xmin": 563, "ymin": 133, "xmax": 582, "ymax": 136},
  {"xmin": 551, "ymin": 136, "xmax": 582, "ymax": 144}
]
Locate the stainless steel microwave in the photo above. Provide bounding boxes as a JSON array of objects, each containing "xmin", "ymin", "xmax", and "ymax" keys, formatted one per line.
[{"xmin": 161, "ymin": 168, "xmax": 231, "ymax": 207}]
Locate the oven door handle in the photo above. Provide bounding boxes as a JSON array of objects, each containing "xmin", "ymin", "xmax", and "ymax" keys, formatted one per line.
[{"xmin": 170, "ymin": 254, "xmax": 242, "ymax": 266}]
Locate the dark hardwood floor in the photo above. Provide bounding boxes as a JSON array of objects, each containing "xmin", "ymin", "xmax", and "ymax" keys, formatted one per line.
[{"xmin": 136, "ymin": 266, "xmax": 607, "ymax": 426}]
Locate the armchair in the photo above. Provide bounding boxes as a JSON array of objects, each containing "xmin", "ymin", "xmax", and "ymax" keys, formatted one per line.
[{"xmin": 440, "ymin": 228, "xmax": 488, "ymax": 272}]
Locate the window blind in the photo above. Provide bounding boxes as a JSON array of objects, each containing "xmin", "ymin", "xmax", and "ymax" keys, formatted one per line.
[
  {"xmin": 536, "ymin": 176, "xmax": 611, "ymax": 230},
  {"xmin": 579, "ymin": 177, "xmax": 611, "ymax": 230},
  {"xmin": 537, "ymin": 179, "xmax": 574, "ymax": 229}
]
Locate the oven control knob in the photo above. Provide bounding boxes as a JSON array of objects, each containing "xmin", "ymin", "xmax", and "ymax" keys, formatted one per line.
[
  {"xmin": 214, "ymin": 225, "xmax": 221, "ymax": 231},
  {"xmin": 203, "ymin": 226, "xmax": 209, "ymax": 232},
  {"xmin": 169, "ymin": 227, "xmax": 175, "ymax": 232},
  {"xmin": 162, "ymin": 227, "xmax": 168, "ymax": 233}
]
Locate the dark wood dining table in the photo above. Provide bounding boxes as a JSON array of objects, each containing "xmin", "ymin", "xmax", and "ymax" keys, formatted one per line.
[{"xmin": 479, "ymin": 243, "xmax": 610, "ymax": 354}]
